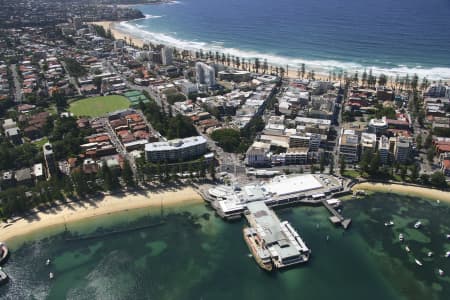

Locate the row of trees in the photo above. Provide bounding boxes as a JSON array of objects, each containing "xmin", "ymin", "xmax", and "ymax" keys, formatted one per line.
[
  {"xmin": 136, "ymin": 158, "xmax": 216, "ymax": 183},
  {"xmin": 210, "ymin": 116, "xmax": 266, "ymax": 153},
  {"xmin": 0, "ymin": 160, "xmax": 136, "ymax": 219},
  {"xmin": 139, "ymin": 99, "xmax": 198, "ymax": 140}
]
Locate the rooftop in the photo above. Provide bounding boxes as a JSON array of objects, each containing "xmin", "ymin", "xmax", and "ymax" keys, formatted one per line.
[{"xmin": 145, "ymin": 136, "xmax": 206, "ymax": 152}]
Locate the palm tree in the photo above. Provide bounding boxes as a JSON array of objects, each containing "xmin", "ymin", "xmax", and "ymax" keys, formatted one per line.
[
  {"xmin": 279, "ymin": 67, "xmax": 285, "ymax": 79},
  {"xmin": 353, "ymin": 71, "xmax": 359, "ymax": 85},
  {"xmin": 215, "ymin": 51, "xmax": 220, "ymax": 63},
  {"xmin": 362, "ymin": 70, "xmax": 368, "ymax": 87},
  {"xmin": 301, "ymin": 63, "xmax": 306, "ymax": 79},
  {"xmin": 263, "ymin": 59, "xmax": 268, "ymax": 74},
  {"xmin": 255, "ymin": 58, "xmax": 260, "ymax": 73},
  {"xmin": 221, "ymin": 53, "xmax": 226, "ymax": 65}
]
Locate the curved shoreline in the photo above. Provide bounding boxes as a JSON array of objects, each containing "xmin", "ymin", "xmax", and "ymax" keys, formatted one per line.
[
  {"xmin": 0, "ymin": 187, "xmax": 203, "ymax": 246},
  {"xmin": 352, "ymin": 182, "xmax": 450, "ymax": 203},
  {"xmin": 2, "ymin": 182, "xmax": 448, "ymax": 248},
  {"xmin": 91, "ymin": 18, "xmax": 450, "ymax": 81}
]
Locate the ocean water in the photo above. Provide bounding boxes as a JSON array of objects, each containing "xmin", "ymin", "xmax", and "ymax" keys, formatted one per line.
[
  {"xmin": 1, "ymin": 193, "xmax": 450, "ymax": 300},
  {"xmin": 116, "ymin": 0, "xmax": 450, "ymax": 80}
]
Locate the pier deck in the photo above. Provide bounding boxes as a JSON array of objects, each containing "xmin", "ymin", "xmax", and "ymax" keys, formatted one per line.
[
  {"xmin": 321, "ymin": 200, "xmax": 352, "ymax": 230},
  {"xmin": 0, "ymin": 243, "xmax": 9, "ymax": 265}
]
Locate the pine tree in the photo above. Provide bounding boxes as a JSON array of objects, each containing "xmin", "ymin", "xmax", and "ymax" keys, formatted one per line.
[{"xmin": 122, "ymin": 160, "xmax": 135, "ymax": 187}]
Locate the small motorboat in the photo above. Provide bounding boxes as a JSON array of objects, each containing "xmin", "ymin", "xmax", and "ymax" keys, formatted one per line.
[
  {"xmin": 46, "ymin": 259, "xmax": 51, "ymax": 266},
  {"xmin": 415, "ymin": 259, "xmax": 423, "ymax": 266},
  {"xmin": 399, "ymin": 233, "xmax": 404, "ymax": 242},
  {"xmin": 247, "ymin": 253, "xmax": 253, "ymax": 258},
  {"xmin": 384, "ymin": 221, "xmax": 394, "ymax": 227},
  {"xmin": 326, "ymin": 235, "xmax": 330, "ymax": 241},
  {"xmin": 49, "ymin": 272, "xmax": 54, "ymax": 279},
  {"xmin": 445, "ymin": 251, "xmax": 450, "ymax": 258},
  {"xmin": 446, "ymin": 234, "xmax": 450, "ymax": 240},
  {"xmin": 405, "ymin": 246, "xmax": 411, "ymax": 253},
  {"xmin": 428, "ymin": 252, "xmax": 434, "ymax": 257},
  {"xmin": 438, "ymin": 269, "xmax": 445, "ymax": 276},
  {"xmin": 414, "ymin": 221, "xmax": 422, "ymax": 229}
]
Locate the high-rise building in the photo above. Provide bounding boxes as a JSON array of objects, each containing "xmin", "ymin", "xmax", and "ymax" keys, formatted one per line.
[
  {"xmin": 360, "ymin": 132, "xmax": 377, "ymax": 153},
  {"xmin": 394, "ymin": 136, "xmax": 412, "ymax": 164},
  {"xmin": 161, "ymin": 46, "xmax": 173, "ymax": 65},
  {"xmin": 368, "ymin": 117, "xmax": 388, "ymax": 136},
  {"xmin": 378, "ymin": 135, "xmax": 390, "ymax": 164},
  {"xmin": 338, "ymin": 129, "xmax": 360, "ymax": 163},
  {"xmin": 43, "ymin": 142, "xmax": 56, "ymax": 178},
  {"xmin": 195, "ymin": 62, "xmax": 216, "ymax": 88}
]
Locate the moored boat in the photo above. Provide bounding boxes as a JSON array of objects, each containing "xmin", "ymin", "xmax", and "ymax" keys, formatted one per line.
[
  {"xmin": 243, "ymin": 227, "xmax": 273, "ymax": 271},
  {"xmin": 428, "ymin": 251, "xmax": 434, "ymax": 257},
  {"xmin": 399, "ymin": 233, "xmax": 404, "ymax": 242},
  {"xmin": 384, "ymin": 221, "xmax": 394, "ymax": 227},
  {"xmin": 415, "ymin": 259, "xmax": 423, "ymax": 266},
  {"xmin": 438, "ymin": 269, "xmax": 445, "ymax": 276},
  {"xmin": 414, "ymin": 221, "xmax": 422, "ymax": 229},
  {"xmin": 405, "ymin": 246, "xmax": 410, "ymax": 253},
  {"xmin": 49, "ymin": 272, "xmax": 54, "ymax": 279}
]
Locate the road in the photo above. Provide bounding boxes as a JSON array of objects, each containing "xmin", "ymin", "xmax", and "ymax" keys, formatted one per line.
[
  {"xmin": 10, "ymin": 64, "xmax": 22, "ymax": 103},
  {"xmin": 105, "ymin": 61, "xmax": 169, "ymax": 113},
  {"xmin": 60, "ymin": 60, "xmax": 82, "ymax": 96}
]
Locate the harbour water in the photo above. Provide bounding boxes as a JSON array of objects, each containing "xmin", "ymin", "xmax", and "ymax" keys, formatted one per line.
[
  {"xmin": 1, "ymin": 192, "xmax": 449, "ymax": 299},
  {"xmin": 116, "ymin": 0, "xmax": 450, "ymax": 80}
]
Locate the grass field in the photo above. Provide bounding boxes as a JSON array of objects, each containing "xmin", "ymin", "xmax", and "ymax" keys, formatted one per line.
[{"xmin": 69, "ymin": 95, "xmax": 130, "ymax": 117}]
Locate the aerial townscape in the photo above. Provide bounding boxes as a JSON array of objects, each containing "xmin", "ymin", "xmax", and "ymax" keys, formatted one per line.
[{"xmin": 0, "ymin": 0, "xmax": 450, "ymax": 299}]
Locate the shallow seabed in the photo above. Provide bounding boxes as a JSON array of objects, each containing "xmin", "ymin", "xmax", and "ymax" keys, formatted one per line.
[{"xmin": 1, "ymin": 193, "xmax": 449, "ymax": 300}]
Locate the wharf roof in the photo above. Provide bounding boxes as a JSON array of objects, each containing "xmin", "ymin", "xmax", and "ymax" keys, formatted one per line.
[{"xmin": 265, "ymin": 174, "xmax": 323, "ymax": 197}]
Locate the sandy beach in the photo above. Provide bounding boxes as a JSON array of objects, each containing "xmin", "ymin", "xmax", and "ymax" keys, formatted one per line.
[
  {"xmin": 352, "ymin": 182, "xmax": 450, "ymax": 203},
  {"xmin": 92, "ymin": 21, "xmax": 146, "ymax": 48},
  {"xmin": 92, "ymin": 21, "xmax": 332, "ymax": 81},
  {"xmin": 0, "ymin": 187, "xmax": 203, "ymax": 244}
]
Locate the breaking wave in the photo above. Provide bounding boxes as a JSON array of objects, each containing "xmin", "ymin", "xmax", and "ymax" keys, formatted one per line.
[{"xmin": 116, "ymin": 21, "xmax": 450, "ymax": 80}]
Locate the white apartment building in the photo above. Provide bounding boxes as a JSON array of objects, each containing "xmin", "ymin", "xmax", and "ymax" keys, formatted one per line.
[
  {"xmin": 394, "ymin": 136, "xmax": 412, "ymax": 164},
  {"xmin": 145, "ymin": 136, "xmax": 207, "ymax": 163},
  {"xmin": 161, "ymin": 46, "xmax": 173, "ymax": 65},
  {"xmin": 378, "ymin": 135, "xmax": 390, "ymax": 164},
  {"xmin": 339, "ymin": 129, "xmax": 360, "ymax": 163},
  {"xmin": 246, "ymin": 141, "xmax": 271, "ymax": 167},
  {"xmin": 196, "ymin": 62, "xmax": 216, "ymax": 88}
]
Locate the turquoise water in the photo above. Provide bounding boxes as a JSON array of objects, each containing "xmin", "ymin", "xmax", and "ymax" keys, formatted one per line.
[
  {"xmin": 1, "ymin": 193, "xmax": 450, "ymax": 299},
  {"xmin": 117, "ymin": 0, "xmax": 450, "ymax": 80}
]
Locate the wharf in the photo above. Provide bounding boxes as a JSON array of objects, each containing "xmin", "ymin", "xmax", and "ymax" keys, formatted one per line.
[
  {"xmin": 0, "ymin": 243, "xmax": 9, "ymax": 265},
  {"xmin": 0, "ymin": 268, "xmax": 8, "ymax": 285},
  {"xmin": 321, "ymin": 200, "xmax": 352, "ymax": 230}
]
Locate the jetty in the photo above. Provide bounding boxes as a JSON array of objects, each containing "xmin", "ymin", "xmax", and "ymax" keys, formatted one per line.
[
  {"xmin": 321, "ymin": 200, "xmax": 352, "ymax": 230},
  {"xmin": 0, "ymin": 268, "xmax": 8, "ymax": 285},
  {"xmin": 243, "ymin": 201, "xmax": 310, "ymax": 271},
  {"xmin": 65, "ymin": 221, "xmax": 166, "ymax": 242},
  {"xmin": 0, "ymin": 242, "xmax": 9, "ymax": 265}
]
